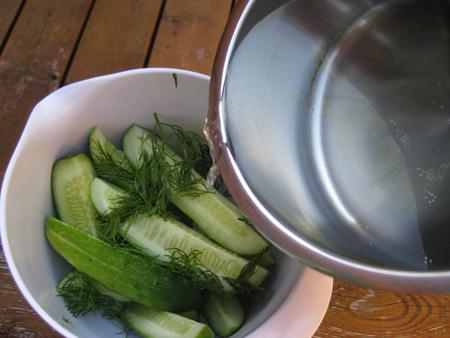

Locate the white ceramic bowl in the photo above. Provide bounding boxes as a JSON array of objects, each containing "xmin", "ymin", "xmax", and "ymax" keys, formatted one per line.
[{"xmin": 0, "ymin": 68, "xmax": 333, "ymax": 338}]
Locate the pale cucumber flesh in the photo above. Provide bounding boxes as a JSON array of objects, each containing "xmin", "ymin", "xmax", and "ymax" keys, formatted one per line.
[
  {"xmin": 89, "ymin": 126, "xmax": 133, "ymax": 172},
  {"xmin": 90, "ymin": 178, "xmax": 268, "ymax": 287},
  {"xmin": 122, "ymin": 125, "xmax": 268, "ymax": 256},
  {"xmin": 51, "ymin": 153, "xmax": 99, "ymax": 236},
  {"xmin": 90, "ymin": 177, "xmax": 126, "ymax": 215},
  {"xmin": 204, "ymin": 294, "xmax": 245, "ymax": 337},
  {"xmin": 123, "ymin": 303, "xmax": 214, "ymax": 338},
  {"xmin": 122, "ymin": 214, "xmax": 268, "ymax": 287}
]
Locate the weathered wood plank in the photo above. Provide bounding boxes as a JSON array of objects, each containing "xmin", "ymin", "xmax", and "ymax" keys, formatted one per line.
[
  {"xmin": 0, "ymin": 0, "xmax": 92, "ymax": 177},
  {"xmin": 148, "ymin": 0, "xmax": 233, "ymax": 74},
  {"xmin": 65, "ymin": 0, "xmax": 164, "ymax": 84},
  {"xmin": 314, "ymin": 279, "xmax": 450, "ymax": 337},
  {"xmin": 0, "ymin": 0, "xmax": 24, "ymax": 49},
  {"xmin": 0, "ymin": 246, "xmax": 61, "ymax": 337}
]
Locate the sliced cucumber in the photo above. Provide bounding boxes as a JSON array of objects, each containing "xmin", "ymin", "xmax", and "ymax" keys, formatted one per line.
[
  {"xmin": 204, "ymin": 294, "xmax": 244, "ymax": 337},
  {"xmin": 123, "ymin": 303, "xmax": 213, "ymax": 338},
  {"xmin": 58, "ymin": 270, "xmax": 128, "ymax": 305},
  {"xmin": 178, "ymin": 310, "xmax": 200, "ymax": 321},
  {"xmin": 89, "ymin": 126, "xmax": 133, "ymax": 173},
  {"xmin": 51, "ymin": 153, "xmax": 100, "ymax": 236},
  {"xmin": 122, "ymin": 125, "xmax": 268, "ymax": 256},
  {"xmin": 122, "ymin": 215, "xmax": 268, "ymax": 287},
  {"xmin": 91, "ymin": 178, "xmax": 268, "ymax": 287},
  {"xmin": 90, "ymin": 177, "xmax": 126, "ymax": 215},
  {"xmin": 46, "ymin": 216, "xmax": 202, "ymax": 312},
  {"xmin": 258, "ymin": 252, "xmax": 275, "ymax": 267},
  {"xmin": 95, "ymin": 282, "xmax": 129, "ymax": 302}
]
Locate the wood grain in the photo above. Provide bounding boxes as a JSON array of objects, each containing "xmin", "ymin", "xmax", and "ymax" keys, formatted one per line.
[
  {"xmin": 65, "ymin": 0, "xmax": 164, "ymax": 84},
  {"xmin": 0, "ymin": 0, "xmax": 24, "ymax": 49},
  {"xmin": 315, "ymin": 279, "xmax": 450, "ymax": 337},
  {"xmin": 2, "ymin": 1, "xmax": 450, "ymax": 338},
  {"xmin": 0, "ymin": 245, "xmax": 60, "ymax": 337},
  {"xmin": 0, "ymin": 0, "xmax": 93, "ymax": 178},
  {"xmin": 148, "ymin": 0, "xmax": 233, "ymax": 74}
]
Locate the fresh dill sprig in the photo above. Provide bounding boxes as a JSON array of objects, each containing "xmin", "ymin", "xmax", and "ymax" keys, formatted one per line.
[
  {"xmin": 152, "ymin": 113, "xmax": 212, "ymax": 181},
  {"xmin": 92, "ymin": 115, "xmax": 212, "ymax": 243},
  {"xmin": 163, "ymin": 248, "xmax": 225, "ymax": 294},
  {"xmin": 224, "ymin": 250, "xmax": 267, "ymax": 295},
  {"xmin": 57, "ymin": 271, "xmax": 126, "ymax": 320}
]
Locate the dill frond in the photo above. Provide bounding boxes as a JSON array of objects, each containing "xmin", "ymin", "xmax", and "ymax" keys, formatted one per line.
[
  {"xmin": 57, "ymin": 271, "xmax": 125, "ymax": 320},
  {"xmin": 163, "ymin": 248, "xmax": 225, "ymax": 294}
]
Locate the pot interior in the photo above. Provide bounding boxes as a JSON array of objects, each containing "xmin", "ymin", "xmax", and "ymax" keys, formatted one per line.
[{"xmin": 223, "ymin": 0, "xmax": 450, "ymax": 271}]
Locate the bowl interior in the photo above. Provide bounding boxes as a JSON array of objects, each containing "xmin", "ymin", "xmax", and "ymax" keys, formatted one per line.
[
  {"xmin": 1, "ymin": 69, "xmax": 331, "ymax": 338},
  {"xmin": 224, "ymin": 0, "xmax": 450, "ymax": 272}
]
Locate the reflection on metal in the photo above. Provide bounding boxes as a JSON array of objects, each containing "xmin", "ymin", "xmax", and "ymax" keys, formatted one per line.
[{"xmin": 210, "ymin": 0, "xmax": 450, "ymax": 290}]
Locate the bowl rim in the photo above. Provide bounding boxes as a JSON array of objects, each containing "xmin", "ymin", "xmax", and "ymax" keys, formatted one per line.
[
  {"xmin": 0, "ymin": 67, "xmax": 333, "ymax": 338},
  {"xmin": 0, "ymin": 67, "xmax": 208, "ymax": 338},
  {"xmin": 208, "ymin": 0, "xmax": 450, "ymax": 291}
]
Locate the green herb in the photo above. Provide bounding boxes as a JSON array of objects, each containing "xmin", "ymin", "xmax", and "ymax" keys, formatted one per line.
[
  {"xmin": 151, "ymin": 113, "xmax": 212, "ymax": 183},
  {"xmin": 164, "ymin": 248, "xmax": 225, "ymax": 294},
  {"xmin": 57, "ymin": 271, "xmax": 126, "ymax": 320},
  {"xmin": 224, "ymin": 251, "xmax": 267, "ymax": 295},
  {"xmin": 92, "ymin": 114, "xmax": 211, "ymax": 243}
]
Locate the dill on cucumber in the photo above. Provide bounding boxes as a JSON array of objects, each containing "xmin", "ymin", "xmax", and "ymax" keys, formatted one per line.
[{"xmin": 49, "ymin": 116, "xmax": 275, "ymax": 338}]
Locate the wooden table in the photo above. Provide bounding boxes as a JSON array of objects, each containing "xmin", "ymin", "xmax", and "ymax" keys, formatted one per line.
[{"xmin": 1, "ymin": 1, "xmax": 450, "ymax": 337}]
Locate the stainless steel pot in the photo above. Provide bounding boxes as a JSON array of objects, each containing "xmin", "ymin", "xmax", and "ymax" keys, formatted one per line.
[{"xmin": 208, "ymin": 0, "xmax": 450, "ymax": 291}]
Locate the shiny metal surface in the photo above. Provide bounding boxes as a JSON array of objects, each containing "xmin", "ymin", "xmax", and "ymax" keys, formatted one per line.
[{"xmin": 209, "ymin": 0, "xmax": 450, "ymax": 290}]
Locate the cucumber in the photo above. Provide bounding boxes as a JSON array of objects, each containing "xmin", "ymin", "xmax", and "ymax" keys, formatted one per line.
[
  {"xmin": 46, "ymin": 216, "xmax": 202, "ymax": 312},
  {"xmin": 95, "ymin": 282, "xmax": 129, "ymax": 302},
  {"xmin": 122, "ymin": 215, "xmax": 268, "ymax": 287},
  {"xmin": 51, "ymin": 153, "xmax": 100, "ymax": 236},
  {"xmin": 123, "ymin": 303, "xmax": 214, "ymax": 338},
  {"xmin": 90, "ymin": 177, "xmax": 126, "ymax": 215},
  {"xmin": 89, "ymin": 126, "xmax": 133, "ymax": 172},
  {"xmin": 258, "ymin": 252, "xmax": 275, "ymax": 267},
  {"xmin": 204, "ymin": 294, "xmax": 244, "ymax": 337},
  {"xmin": 178, "ymin": 311, "xmax": 200, "ymax": 321},
  {"xmin": 122, "ymin": 125, "xmax": 268, "ymax": 256},
  {"xmin": 90, "ymin": 178, "xmax": 268, "ymax": 287}
]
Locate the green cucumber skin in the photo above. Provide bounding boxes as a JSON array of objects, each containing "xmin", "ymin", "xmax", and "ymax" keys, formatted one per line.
[
  {"xmin": 89, "ymin": 127, "xmax": 133, "ymax": 173},
  {"xmin": 122, "ymin": 214, "xmax": 268, "ymax": 287},
  {"xmin": 169, "ymin": 190, "xmax": 268, "ymax": 256},
  {"xmin": 122, "ymin": 125, "xmax": 268, "ymax": 256},
  {"xmin": 204, "ymin": 294, "xmax": 245, "ymax": 337},
  {"xmin": 51, "ymin": 153, "xmax": 100, "ymax": 236},
  {"xmin": 89, "ymin": 178, "xmax": 267, "ymax": 288},
  {"xmin": 178, "ymin": 311, "xmax": 200, "ymax": 321},
  {"xmin": 123, "ymin": 303, "xmax": 214, "ymax": 338},
  {"xmin": 46, "ymin": 216, "xmax": 202, "ymax": 312}
]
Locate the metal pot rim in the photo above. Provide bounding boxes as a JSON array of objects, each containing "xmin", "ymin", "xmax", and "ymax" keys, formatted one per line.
[{"xmin": 208, "ymin": 0, "xmax": 450, "ymax": 291}]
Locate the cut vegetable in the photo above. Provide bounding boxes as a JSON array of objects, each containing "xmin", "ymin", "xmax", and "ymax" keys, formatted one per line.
[
  {"xmin": 123, "ymin": 303, "xmax": 214, "ymax": 338},
  {"xmin": 90, "ymin": 177, "xmax": 126, "ymax": 215},
  {"xmin": 90, "ymin": 178, "xmax": 268, "ymax": 287},
  {"xmin": 51, "ymin": 153, "xmax": 100, "ymax": 236},
  {"xmin": 89, "ymin": 126, "xmax": 133, "ymax": 172},
  {"xmin": 122, "ymin": 125, "xmax": 268, "ymax": 256},
  {"xmin": 204, "ymin": 294, "xmax": 245, "ymax": 337},
  {"xmin": 122, "ymin": 214, "xmax": 268, "ymax": 287},
  {"xmin": 46, "ymin": 216, "xmax": 202, "ymax": 312},
  {"xmin": 258, "ymin": 252, "xmax": 275, "ymax": 267},
  {"xmin": 178, "ymin": 310, "xmax": 200, "ymax": 321},
  {"xmin": 95, "ymin": 282, "xmax": 129, "ymax": 302}
]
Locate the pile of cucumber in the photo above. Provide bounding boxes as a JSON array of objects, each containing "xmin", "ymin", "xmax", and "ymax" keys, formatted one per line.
[{"xmin": 46, "ymin": 120, "xmax": 273, "ymax": 338}]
